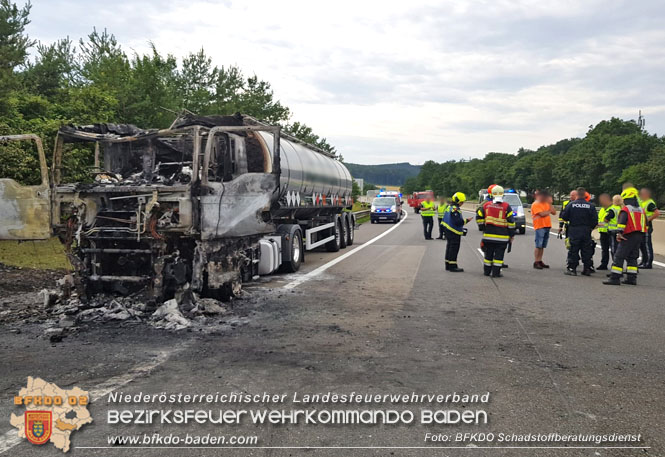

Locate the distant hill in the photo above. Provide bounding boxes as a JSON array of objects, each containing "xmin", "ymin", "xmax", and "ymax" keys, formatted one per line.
[{"xmin": 344, "ymin": 162, "xmax": 421, "ymax": 187}]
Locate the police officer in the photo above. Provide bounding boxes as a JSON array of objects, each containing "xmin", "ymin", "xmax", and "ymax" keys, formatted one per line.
[
  {"xmin": 638, "ymin": 187, "xmax": 660, "ymax": 269},
  {"xmin": 476, "ymin": 186, "xmax": 515, "ymax": 278},
  {"xmin": 557, "ymin": 189, "xmax": 578, "ymax": 240},
  {"xmin": 436, "ymin": 198, "xmax": 449, "ymax": 240},
  {"xmin": 442, "ymin": 192, "xmax": 472, "ymax": 272},
  {"xmin": 420, "ymin": 197, "xmax": 435, "ymax": 240},
  {"xmin": 596, "ymin": 193, "xmax": 619, "ymax": 270},
  {"xmin": 604, "ymin": 187, "xmax": 646, "ymax": 285},
  {"xmin": 559, "ymin": 187, "xmax": 597, "ymax": 276}
]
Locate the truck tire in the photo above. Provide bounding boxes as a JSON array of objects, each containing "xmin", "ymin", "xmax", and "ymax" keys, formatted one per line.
[
  {"xmin": 339, "ymin": 213, "xmax": 348, "ymax": 249},
  {"xmin": 282, "ymin": 228, "xmax": 303, "ymax": 272},
  {"xmin": 346, "ymin": 214, "xmax": 355, "ymax": 246},
  {"xmin": 326, "ymin": 218, "xmax": 342, "ymax": 252}
]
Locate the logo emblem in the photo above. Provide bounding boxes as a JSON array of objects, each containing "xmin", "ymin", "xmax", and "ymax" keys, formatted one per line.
[{"xmin": 25, "ymin": 411, "xmax": 52, "ymax": 445}]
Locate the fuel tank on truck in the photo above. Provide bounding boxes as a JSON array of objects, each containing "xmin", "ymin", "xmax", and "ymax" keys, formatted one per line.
[{"xmin": 255, "ymin": 131, "xmax": 353, "ymax": 214}]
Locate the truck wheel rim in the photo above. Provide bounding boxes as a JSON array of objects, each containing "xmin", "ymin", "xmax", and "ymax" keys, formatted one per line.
[{"xmin": 292, "ymin": 236, "xmax": 301, "ymax": 263}]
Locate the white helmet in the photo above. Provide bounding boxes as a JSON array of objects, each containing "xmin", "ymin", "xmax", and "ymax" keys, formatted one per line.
[{"xmin": 491, "ymin": 185, "xmax": 504, "ymax": 201}]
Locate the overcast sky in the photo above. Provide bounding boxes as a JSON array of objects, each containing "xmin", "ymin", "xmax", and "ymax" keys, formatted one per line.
[{"xmin": 26, "ymin": 0, "xmax": 665, "ymax": 164}]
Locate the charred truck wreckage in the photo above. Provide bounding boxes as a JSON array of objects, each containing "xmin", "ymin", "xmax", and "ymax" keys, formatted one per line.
[{"xmin": 0, "ymin": 114, "xmax": 355, "ymax": 300}]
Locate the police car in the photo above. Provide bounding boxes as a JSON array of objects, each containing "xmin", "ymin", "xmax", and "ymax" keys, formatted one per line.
[
  {"xmin": 370, "ymin": 196, "xmax": 402, "ymax": 223},
  {"xmin": 503, "ymin": 190, "xmax": 526, "ymax": 234}
]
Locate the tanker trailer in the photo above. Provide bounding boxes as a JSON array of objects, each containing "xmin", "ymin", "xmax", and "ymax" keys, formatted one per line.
[{"xmin": 8, "ymin": 114, "xmax": 355, "ymax": 300}]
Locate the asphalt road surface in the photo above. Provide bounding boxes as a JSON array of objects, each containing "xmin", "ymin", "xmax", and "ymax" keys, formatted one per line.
[{"xmin": 1, "ymin": 209, "xmax": 664, "ymax": 456}]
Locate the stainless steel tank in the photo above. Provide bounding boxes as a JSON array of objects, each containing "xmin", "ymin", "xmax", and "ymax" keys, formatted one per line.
[{"xmin": 256, "ymin": 131, "xmax": 353, "ymax": 203}]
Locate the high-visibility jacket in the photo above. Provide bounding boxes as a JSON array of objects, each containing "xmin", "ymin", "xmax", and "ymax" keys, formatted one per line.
[
  {"xmin": 558, "ymin": 200, "xmax": 570, "ymax": 227},
  {"xmin": 437, "ymin": 203, "xmax": 449, "ymax": 218},
  {"xmin": 442, "ymin": 204, "xmax": 466, "ymax": 235},
  {"xmin": 597, "ymin": 207, "xmax": 610, "ymax": 233},
  {"xmin": 607, "ymin": 205, "xmax": 621, "ymax": 231},
  {"xmin": 476, "ymin": 200, "xmax": 515, "ymax": 243},
  {"xmin": 641, "ymin": 198, "xmax": 657, "ymax": 226},
  {"xmin": 617, "ymin": 204, "xmax": 646, "ymax": 234},
  {"xmin": 420, "ymin": 201, "xmax": 435, "ymax": 217}
]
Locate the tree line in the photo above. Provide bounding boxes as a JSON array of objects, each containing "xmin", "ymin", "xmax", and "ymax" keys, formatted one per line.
[
  {"xmin": 0, "ymin": 1, "xmax": 335, "ymax": 185},
  {"xmin": 402, "ymin": 117, "xmax": 665, "ymax": 206}
]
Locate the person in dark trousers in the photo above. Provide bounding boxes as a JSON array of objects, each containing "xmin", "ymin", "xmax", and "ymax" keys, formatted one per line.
[
  {"xmin": 596, "ymin": 193, "xmax": 618, "ymax": 270},
  {"xmin": 436, "ymin": 198, "xmax": 448, "ymax": 240},
  {"xmin": 638, "ymin": 187, "xmax": 660, "ymax": 269},
  {"xmin": 442, "ymin": 192, "xmax": 472, "ymax": 272},
  {"xmin": 476, "ymin": 186, "xmax": 515, "ymax": 278},
  {"xmin": 559, "ymin": 187, "xmax": 597, "ymax": 276},
  {"xmin": 604, "ymin": 187, "xmax": 646, "ymax": 285},
  {"xmin": 420, "ymin": 197, "xmax": 435, "ymax": 240}
]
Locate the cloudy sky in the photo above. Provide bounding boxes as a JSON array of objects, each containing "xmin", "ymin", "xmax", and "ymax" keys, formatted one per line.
[{"xmin": 26, "ymin": 0, "xmax": 665, "ymax": 164}]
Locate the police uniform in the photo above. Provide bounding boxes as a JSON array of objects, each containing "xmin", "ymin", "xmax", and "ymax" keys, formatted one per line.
[
  {"xmin": 639, "ymin": 198, "xmax": 657, "ymax": 268},
  {"xmin": 604, "ymin": 192, "xmax": 646, "ymax": 285},
  {"xmin": 559, "ymin": 197, "xmax": 597, "ymax": 275},
  {"xmin": 442, "ymin": 196, "xmax": 468, "ymax": 272},
  {"xmin": 597, "ymin": 205, "xmax": 619, "ymax": 270},
  {"xmin": 436, "ymin": 202, "xmax": 448, "ymax": 240},
  {"xmin": 476, "ymin": 195, "xmax": 515, "ymax": 277},
  {"xmin": 420, "ymin": 200, "xmax": 435, "ymax": 240}
]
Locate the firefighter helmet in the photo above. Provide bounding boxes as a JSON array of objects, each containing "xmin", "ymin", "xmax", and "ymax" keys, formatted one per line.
[
  {"xmin": 621, "ymin": 187, "xmax": 638, "ymax": 200},
  {"xmin": 491, "ymin": 185, "xmax": 504, "ymax": 197},
  {"xmin": 452, "ymin": 192, "xmax": 467, "ymax": 204}
]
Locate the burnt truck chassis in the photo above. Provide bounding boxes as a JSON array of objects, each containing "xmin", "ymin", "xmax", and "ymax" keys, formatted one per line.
[{"xmin": 26, "ymin": 115, "xmax": 354, "ymax": 301}]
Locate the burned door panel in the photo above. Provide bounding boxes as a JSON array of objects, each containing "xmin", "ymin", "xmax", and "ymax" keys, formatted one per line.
[
  {"xmin": 0, "ymin": 135, "xmax": 51, "ymax": 240},
  {"xmin": 200, "ymin": 173, "xmax": 278, "ymax": 239}
]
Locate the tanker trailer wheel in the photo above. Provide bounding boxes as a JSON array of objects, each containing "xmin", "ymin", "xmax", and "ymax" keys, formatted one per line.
[
  {"xmin": 339, "ymin": 213, "xmax": 348, "ymax": 249},
  {"xmin": 282, "ymin": 228, "xmax": 303, "ymax": 273},
  {"xmin": 326, "ymin": 217, "xmax": 343, "ymax": 252},
  {"xmin": 346, "ymin": 214, "xmax": 355, "ymax": 246}
]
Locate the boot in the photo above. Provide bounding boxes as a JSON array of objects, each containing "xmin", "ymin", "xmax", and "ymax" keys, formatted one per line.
[
  {"xmin": 491, "ymin": 266, "xmax": 503, "ymax": 278},
  {"xmin": 564, "ymin": 267, "xmax": 577, "ymax": 276},
  {"xmin": 603, "ymin": 274, "xmax": 621, "ymax": 285},
  {"xmin": 581, "ymin": 268, "xmax": 592, "ymax": 276},
  {"xmin": 483, "ymin": 265, "xmax": 492, "ymax": 276},
  {"xmin": 597, "ymin": 265, "xmax": 608, "ymax": 271},
  {"xmin": 445, "ymin": 262, "xmax": 451, "ymax": 271},
  {"xmin": 449, "ymin": 266, "xmax": 464, "ymax": 273},
  {"xmin": 622, "ymin": 275, "xmax": 637, "ymax": 285}
]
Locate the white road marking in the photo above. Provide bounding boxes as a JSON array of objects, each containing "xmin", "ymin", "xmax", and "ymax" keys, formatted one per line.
[
  {"xmin": 284, "ymin": 210, "xmax": 408, "ymax": 289},
  {"xmin": 0, "ymin": 347, "xmax": 182, "ymax": 454}
]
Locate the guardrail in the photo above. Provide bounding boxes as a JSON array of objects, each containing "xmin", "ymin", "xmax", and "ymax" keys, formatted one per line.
[{"xmin": 353, "ymin": 210, "xmax": 370, "ymax": 218}]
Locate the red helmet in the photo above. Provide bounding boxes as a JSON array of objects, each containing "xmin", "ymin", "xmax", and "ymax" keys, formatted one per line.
[
  {"xmin": 487, "ymin": 184, "xmax": 497, "ymax": 194},
  {"xmin": 584, "ymin": 192, "xmax": 591, "ymax": 202}
]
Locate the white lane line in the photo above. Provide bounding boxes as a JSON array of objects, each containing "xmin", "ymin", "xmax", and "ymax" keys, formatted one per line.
[
  {"xmin": 0, "ymin": 347, "xmax": 182, "ymax": 454},
  {"xmin": 283, "ymin": 211, "xmax": 409, "ymax": 290}
]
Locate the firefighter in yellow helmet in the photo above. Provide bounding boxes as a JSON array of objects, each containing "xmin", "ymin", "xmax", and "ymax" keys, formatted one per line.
[{"xmin": 441, "ymin": 192, "xmax": 473, "ymax": 272}]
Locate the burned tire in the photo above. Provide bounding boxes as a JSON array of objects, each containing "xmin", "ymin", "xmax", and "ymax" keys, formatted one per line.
[
  {"xmin": 282, "ymin": 229, "xmax": 303, "ymax": 273},
  {"xmin": 326, "ymin": 218, "xmax": 342, "ymax": 252},
  {"xmin": 346, "ymin": 214, "xmax": 355, "ymax": 246},
  {"xmin": 339, "ymin": 214, "xmax": 348, "ymax": 249}
]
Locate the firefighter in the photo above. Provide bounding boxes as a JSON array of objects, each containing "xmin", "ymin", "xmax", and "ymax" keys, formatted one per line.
[
  {"xmin": 559, "ymin": 187, "xmax": 597, "ymax": 276},
  {"xmin": 419, "ymin": 196, "xmax": 436, "ymax": 240},
  {"xmin": 442, "ymin": 192, "xmax": 473, "ymax": 272},
  {"xmin": 476, "ymin": 186, "xmax": 515, "ymax": 278},
  {"xmin": 638, "ymin": 187, "xmax": 660, "ymax": 269},
  {"xmin": 603, "ymin": 187, "xmax": 646, "ymax": 285},
  {"xmin": 436, "ymin": 198, "xmax": 449, "ymax": 240},
  {"xmin": 557, "ymin": 189, "xmax": 578, "ymax": 240},
  {"xmin": 596, "ymin": 193, "xmax": 618, "ymax": 270}
]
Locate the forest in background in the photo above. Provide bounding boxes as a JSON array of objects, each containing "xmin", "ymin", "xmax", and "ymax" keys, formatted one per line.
[
  {"xmin": 402, "ymin": 117, "xmax": 665, "ymax": 205},
  {"xmin": 0, "ymin": 1, "xmax": 335, "ymax": 185}
]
